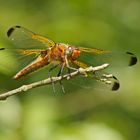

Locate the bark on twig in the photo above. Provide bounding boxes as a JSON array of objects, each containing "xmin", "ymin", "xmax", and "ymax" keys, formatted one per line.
[{"xmin": 0, "ymin": 63, "xmax": 109, "ymax": 100}]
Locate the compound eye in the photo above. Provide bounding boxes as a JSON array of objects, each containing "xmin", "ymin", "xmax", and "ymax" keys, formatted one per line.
[
  {"xmin": 69, "ymin": 46, "xmax": 72, "ymax": 51},
  {"xmin": 68, "ymin": 46, "xmax": 73, "ymax": 53}
]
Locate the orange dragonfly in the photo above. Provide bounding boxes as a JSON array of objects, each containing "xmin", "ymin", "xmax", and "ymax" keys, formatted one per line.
[{"xmin": 0, "ymin": 26, "xmax": 137, "ymax": 92}]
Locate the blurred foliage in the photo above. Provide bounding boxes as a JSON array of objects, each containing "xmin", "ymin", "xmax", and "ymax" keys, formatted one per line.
[{"xmin": 0, "ymin": 0, "xmax": 140, "ymax": 140}]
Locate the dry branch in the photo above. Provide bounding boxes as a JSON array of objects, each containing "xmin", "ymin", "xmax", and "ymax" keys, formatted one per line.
[{"xmin": 0, "ymin": 63, "xmax": 109, "ymax": 101}]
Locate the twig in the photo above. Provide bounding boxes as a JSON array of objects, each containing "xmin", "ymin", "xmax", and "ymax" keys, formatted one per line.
[{"xmin": 0, "ymin": 63, "xmax": 109, "ymax": 101}]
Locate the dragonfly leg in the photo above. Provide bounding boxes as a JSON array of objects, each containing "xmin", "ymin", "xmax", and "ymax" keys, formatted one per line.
[
  {"xmin": 48, "ymin": 64, "xmax": 60, "ymax": 94},
  {"xmin": 65, "ymin": 59, "xmax": 78, "ymax": 79},
  {"xmin": 67, "ymin": 67, "xmax": 71, "ymax": 79},
  {"xmin": 57, "ymin": 63, "xmax": 66, "ymax": 94},
  {"xmin": 66, "ymin": 65, "xmax": 79, "ymax": 79},
  {"xmin": 57, "ymin": 61, "xmax": 79, "ymax": 93},
  {"xmin": 66, "ymin": 64, "xmax": 78, "ymax": 71},
  {"xmin": 65, "ymin": 57, "xmax": 78, "ymax": 71},
  {"xmin": 57, "ymin": 63, "xmax": 65, "ymax": 93}
]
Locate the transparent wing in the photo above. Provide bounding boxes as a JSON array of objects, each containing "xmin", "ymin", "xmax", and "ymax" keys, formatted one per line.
[
  {"xmin": 68, "ymin": 44, "xmax": 137, "ymax": 91},
  {"xmin": 7, "ymin": 25, "xmax": 55, "ymax": 49},
  {"xmin": 79, "ymin": 47, "xmax": 110, "ymax": 54},
  {"xmin": 3, "ymin": 25, "xmax": 55, "ymax": 77},
  {"xmin": 71, "ymin": 60, "xmax": 120, "ymax": 91},
  {"xmin": 72, "ymin": 60, "xmax": 88, "ymax": 69},
  {"xmin": 0, "ymin": 47, "xmax": 44, "ymax": 77},
  {"xmin": 79, "ymin": 47, "xmax": 137, "ymax": 67}
]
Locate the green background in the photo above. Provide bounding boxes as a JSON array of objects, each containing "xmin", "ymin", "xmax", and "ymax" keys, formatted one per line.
[{"xmin": 0, "ymin": 0, "xmax": 139, "ymax": 140}]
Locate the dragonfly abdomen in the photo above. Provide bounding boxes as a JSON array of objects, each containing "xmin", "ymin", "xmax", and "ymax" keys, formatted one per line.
[{"xmin": 13, "ymin": 56, "xmax": 50, "ymax": 79}]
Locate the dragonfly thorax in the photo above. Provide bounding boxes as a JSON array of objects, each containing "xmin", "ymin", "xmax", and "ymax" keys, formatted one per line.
[{"xmin": 52, "ymin": 43, "xmax": 81, "ymax": 61}]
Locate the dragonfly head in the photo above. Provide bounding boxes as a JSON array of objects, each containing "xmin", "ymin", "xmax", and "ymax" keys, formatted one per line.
[{"xmin": 67, "ymin": 45, "xmax": 81, "ymax": 60}]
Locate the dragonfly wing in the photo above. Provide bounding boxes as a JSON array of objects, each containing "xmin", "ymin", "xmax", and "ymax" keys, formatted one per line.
[
  {"xmin": 0, "ymin": 48, "xmax": 45, "ymax": 76},
  {"xmin": 72, "ymin": 60, "xmax": 88, "ymax": 69},
  {"xmin": 79, "ymin": 47, "xmax": 137, "ymax": 67},
  {"xmin": 97, "ymin": 51, "xmax": 138, "ymax": 67},
  {"xmin": 93, "ymin": 72, "xmax": 120, "ymax": 91},
  {"xmin": 7, "ymin": 25, "xmax": 55, "ymax": 49},
  {"xmin": 79, "ymin": 47, "xmax": 111, "ymax": 54},
  {"xmin": 71, "ymin": 60, "xmax": 120, "ymax": 91},
  {"xmin": 126, "ymin": 52, "xmax": 137, "ymax": 66}
]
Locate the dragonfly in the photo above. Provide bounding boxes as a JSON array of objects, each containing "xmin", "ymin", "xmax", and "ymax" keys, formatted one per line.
[{"xmin": 0, "ymin": 26, "xmax": 137, "ymax": 92}]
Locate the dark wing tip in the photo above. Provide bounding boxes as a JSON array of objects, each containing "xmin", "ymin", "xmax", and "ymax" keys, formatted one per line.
[
  {"xmin": 111, "ymin": 76, "xmax": 120, "ymax": 91},
  {"xmin": 126, "ymin": 52, "xmax": 137, "ymax": 66},
  {"xmin": 15, "ymin": 25, "xmax": 21, "ymax": 28},
  {"xmin": 112, "ymin": 81, "xmax": 120, "ymax": 91},
  {"xmin": 0, "ymin": 48, "xmax": 5, "ymax": 50},
  {"xmin": 7, "ymin": 27, "xmax": 14, "ymax": 37},
  {"xmin": 129, "ymin": 56, "xmax": 137, "ymax": 66},
  {"xmin": 7, "ymin": 25, "xmax": 21, "ymax": 37}
]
